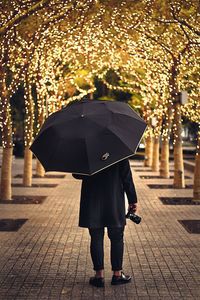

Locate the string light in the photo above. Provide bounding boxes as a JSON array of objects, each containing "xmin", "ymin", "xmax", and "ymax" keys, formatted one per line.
[{"xmin": 0, "ymin": 0, "xmax": 199, "ymax": 151}]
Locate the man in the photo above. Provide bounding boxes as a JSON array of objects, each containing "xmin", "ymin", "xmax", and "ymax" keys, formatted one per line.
[{"xmin": 73, "ymin": 158, "xmax": 137, "ymax": 288}]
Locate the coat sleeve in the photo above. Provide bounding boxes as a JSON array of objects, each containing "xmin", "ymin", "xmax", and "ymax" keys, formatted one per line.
[{"xmin": 119, "ymin": 159, "xmax": 137, "ymax": 204}]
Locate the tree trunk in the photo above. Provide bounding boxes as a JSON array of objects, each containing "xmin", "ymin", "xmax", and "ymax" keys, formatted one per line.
[
  {"xmin": 168, "ymin": 58, "xmax": 185, "ymax": 188},
  {"xmin": 35, "ymin": 69, "xmax": 46, "ymax": 177},
  {"xmin": 151, "ymin": 114, "xmax": 162, "ymax": 172},
  {"xmin": 23, "ymin": 147, "xmax": 33, "ymax": 186},
  {"xmin": 23, "ymin": 72, "xmax": 34, "ymax": 186},
  {"xmin": 89, "ymin": 92, "xmax": 94, "ymax": 100},
  {"xmin": 144, "ymin": 135, "xmax": 153, "ymax": 167},
  {"xmin": 173, "ymin": 102, "xmax": 185, "ymax": 188},
  {"xmin": 160, "ymin": 139, "xmax": 170, "ymax": 178},
  {"xmin": 152, "ymin": 136, "xmax": 160, "ymax": 171},
  {"xmin": 0, "ymin": 147, "xmax": 13, "ymax": 200},
  {"xmin": 0, "ymin": 69, "xmax": 13, "ymax": 200},
  {"xmin": 36, "ymin": 159, "xmax": 45, "ymax": 177},
  {"xmin": 193, "ymin": 131, "xmax": 200, "ymax": 200},
  {"xmin": 160, "ymin": 104, "xmax": 173, "ymax": 178}
]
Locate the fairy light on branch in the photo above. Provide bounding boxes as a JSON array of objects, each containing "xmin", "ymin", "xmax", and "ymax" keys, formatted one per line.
[{"xmin": 1, "ymin": 0, "xmax": 199, "ymax": 149}]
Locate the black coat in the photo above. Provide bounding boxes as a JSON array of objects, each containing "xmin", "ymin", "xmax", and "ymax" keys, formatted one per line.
[{"xmin": 73, "ymin": 159, "xmax": 137, "ymax": 228}]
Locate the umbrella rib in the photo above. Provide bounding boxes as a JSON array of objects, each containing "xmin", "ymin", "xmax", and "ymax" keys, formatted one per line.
[
  {"xmin": 112, "ymin": 112, "xmax": 146, "ymax": 124},
  {"xmin": 89, "ymin": 153, "xmax": 135, "ymax": 176}
]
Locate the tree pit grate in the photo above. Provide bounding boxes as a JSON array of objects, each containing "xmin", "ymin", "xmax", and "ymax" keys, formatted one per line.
[
  {"xmin": 147, "ymin": 184, "xmax": 193, "ymax": 189},
  {"xmin": 140, "ymin": 175, "xmax": 191, "ymax": 179},
  {"xmin": 35, "ymin": 174, "xmax": 65, "ymax": 178},
  {"xmin": 0, "ymin": 219, "xmax": 28, "ymax": 231},
  {"xmin": 0, "ymin": 195, "xmax": 47, "ymax": 204},
  {"xmin": 134, "ymin": 169, "xmax": 151, "ymax": 172},
  {"xmin": 130, "ymin": 165, "xmax": 145, "ymax": 168},
  {"xmin": 12, "ymin": 183, "xmax": 58, "ymax": 188},
  {"xmin": 178, "ymin": 220, "xmax": 200, "ymax": 234},
  {"xmin": 14, "ymin": 174, "xmax": 65, "ymax": 179},
  {"xmin": 160, "ymin": 197, "xmax": 200, "ymax": 205}
]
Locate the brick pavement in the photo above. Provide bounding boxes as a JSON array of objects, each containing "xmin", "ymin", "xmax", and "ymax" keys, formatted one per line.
[{"xmin": 0, "ymin": 158, "xmax": 200, "ymax": 300}]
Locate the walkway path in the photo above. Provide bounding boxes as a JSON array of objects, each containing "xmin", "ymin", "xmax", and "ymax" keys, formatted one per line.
[{"xmin": 0, "ymin": 158, "xmax": 199, "ymax": 299}]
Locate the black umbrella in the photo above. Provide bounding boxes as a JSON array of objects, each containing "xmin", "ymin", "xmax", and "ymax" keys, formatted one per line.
[{"xmin": 30, "ymin": 99, "xmax": 146, "ymax": 175}]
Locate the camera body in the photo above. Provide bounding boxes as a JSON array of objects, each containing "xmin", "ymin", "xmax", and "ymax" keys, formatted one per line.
[{"xmin": 126, "ymin": 210, "xmax": 141, "ymax": 224}]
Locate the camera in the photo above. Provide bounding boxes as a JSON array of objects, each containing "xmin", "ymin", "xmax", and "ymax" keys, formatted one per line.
[{"xmin": 126, "ymin": 209, "xmax": 141, "ymax": 224}]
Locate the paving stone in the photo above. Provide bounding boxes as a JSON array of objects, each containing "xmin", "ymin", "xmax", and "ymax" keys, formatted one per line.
[{"xmin": 0, "ymin": 159, "xmax": 199, "ymax": 299}]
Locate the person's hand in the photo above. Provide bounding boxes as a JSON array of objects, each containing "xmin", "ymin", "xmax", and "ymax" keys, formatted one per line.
[{"xmin": 128, "ymin": 203, "xmax": 137, "ymax": 214}]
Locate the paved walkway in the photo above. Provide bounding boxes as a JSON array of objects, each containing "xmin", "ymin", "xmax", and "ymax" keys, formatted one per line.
[{"xmin": 0, "ymin": 158, "xmax": 199, "ymax": 300}]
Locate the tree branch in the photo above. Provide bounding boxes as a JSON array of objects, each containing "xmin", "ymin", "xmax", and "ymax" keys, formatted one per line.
[
  {"xmin": 177, "ymin": 19, "xmax": 200, "ymax": 36},
  {"xmin": 0, "ymin": 0, "xmax": 51, "ymax": 36},
  {"xmin": 179, "ymin": 43, "xmax": 190, "ymax": 59},
  {"xmin": 179, "ymin": 23, "xmax": 193, "ymax": 43},
  {"xmin": 171, "ymin": 5, "xmax": 200, "ymax": 37},
  {"xmin": 135, "ymin": 28, "xmax": 174, "ymax": 58},
  {"xmin": 153, "ymin": 18, "xmax": 177, "ymax": 25}
]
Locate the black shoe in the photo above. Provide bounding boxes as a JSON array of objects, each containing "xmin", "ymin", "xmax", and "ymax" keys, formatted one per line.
[
  {"xmin": 111, "ymin": 272, "xmax": 131, "ymax": 285},
  {"xmin": 89, "ymin": 276, "xmax": 105, "ymax": 288}
]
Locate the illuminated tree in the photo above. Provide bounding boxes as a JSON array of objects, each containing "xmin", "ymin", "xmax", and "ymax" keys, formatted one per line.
[
  {"xmin": 0, "ymin": 0, "xmax": 91, "ymax": 195},
  {"xmin": 135, "ymin": 0, "xmax": 199, "ymax": 188},
  {"xmin": 0, "ymin": 0, "xmax": 199, "ymax": 201},
  {"xmin": 181, "ymin": 51, "xmax": 200, "ymax": 200},
  {"xmin": 0, "ymin": 30, "xmax": 28, "ymax": 199}
]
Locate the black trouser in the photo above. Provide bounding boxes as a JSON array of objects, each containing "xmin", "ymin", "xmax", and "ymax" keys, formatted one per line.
[{"xmin": 88, "ymin": 227, "xmax": 124, "ymax": 271}]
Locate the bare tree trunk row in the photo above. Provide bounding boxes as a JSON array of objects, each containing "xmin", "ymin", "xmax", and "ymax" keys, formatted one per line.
[{"xmin": 144, "ymin": 124, "xmax": 200, "ymax": 201}]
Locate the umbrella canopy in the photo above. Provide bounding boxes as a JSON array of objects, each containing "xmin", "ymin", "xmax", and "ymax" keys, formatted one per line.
[{"xmin": 30, "ymin": 99, "xmax": 146, "ymax": 175}]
